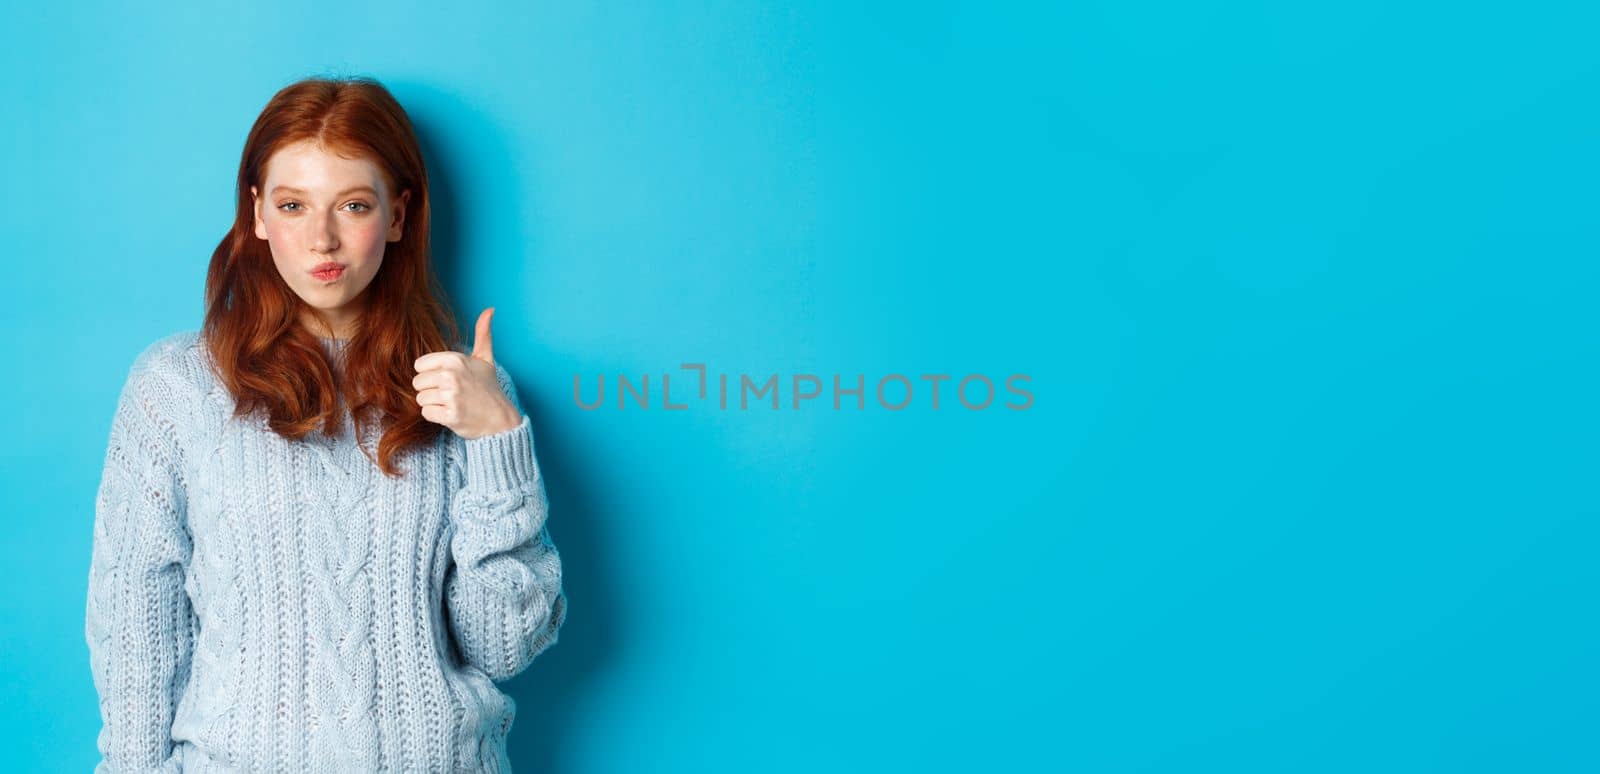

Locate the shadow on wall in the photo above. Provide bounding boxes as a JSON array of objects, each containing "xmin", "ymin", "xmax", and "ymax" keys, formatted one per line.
[{"xmin": 400, "ymin": 80, "xmax": 615, "ymax": 774}]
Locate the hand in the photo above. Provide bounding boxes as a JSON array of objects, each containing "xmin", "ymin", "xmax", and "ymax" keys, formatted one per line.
[{"xmin": 413, "ymin": 307, "xmax": 522, "ymax": 440}]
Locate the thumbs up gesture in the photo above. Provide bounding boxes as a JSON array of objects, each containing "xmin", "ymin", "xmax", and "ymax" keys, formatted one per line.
[{"xmin": 413, "ymin": 307, "xmax": 522, "ymax": 440}]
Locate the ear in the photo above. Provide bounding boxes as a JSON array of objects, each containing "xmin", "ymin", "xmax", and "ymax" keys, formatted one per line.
[
  {"xmin": 388, "ymin": 189, "xmax": 411, "ymax": 242},
  {"xmin": 251, "ymin": 185, "xmax": 267, "ymax": 240}
]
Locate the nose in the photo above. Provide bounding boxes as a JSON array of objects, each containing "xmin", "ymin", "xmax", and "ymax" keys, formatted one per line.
[{"xmin": 309, "ymin": 210, "xmax": 340, "ymax": 254}]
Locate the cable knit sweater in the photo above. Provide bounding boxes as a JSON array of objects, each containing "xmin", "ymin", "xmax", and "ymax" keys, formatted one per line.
[{"xmin": 85, "ymin": 330, "xmax": 567, "ymax": 773}]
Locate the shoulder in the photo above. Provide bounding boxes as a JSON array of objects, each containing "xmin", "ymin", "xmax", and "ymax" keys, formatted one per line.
[
  {"xmin": 108, "ymin": 332, "xmax": 206, "ymax": 460},
  {"xmin": 123, "ymin": 330, "xmax": 194, "ymax": 388},
  {"xmin": 118, "ymin": 330, "xmax": 210, "ymax": 417},
  {"xmin": 135, "ymin": 329, "xmax": 227, "ymax": 396},
  {"xmin": 130, "ymin": 330, "xmax": 201, "ymax": 373}
]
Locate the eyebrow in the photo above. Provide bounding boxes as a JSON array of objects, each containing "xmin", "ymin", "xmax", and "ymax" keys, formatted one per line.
[{"xmin": 270, "ymin": 185, "xmax": 378, "ymax": 197}]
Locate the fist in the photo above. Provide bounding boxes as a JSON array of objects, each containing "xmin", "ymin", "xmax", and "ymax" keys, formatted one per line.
[{"xmin": 413, "ymin": 307, "xmax": 522, "ymax": 440}]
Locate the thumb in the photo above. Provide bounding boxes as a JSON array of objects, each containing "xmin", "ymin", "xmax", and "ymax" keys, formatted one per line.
[{"xmin": 471, "ymin": 307, "xmax": 495, "ymax": 364}]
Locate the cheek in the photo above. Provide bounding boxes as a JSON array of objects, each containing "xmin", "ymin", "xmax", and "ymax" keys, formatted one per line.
[
  {"xmin": 350, "ymin": 221, "xmax": 388, "ymax": 249},
  {"xmin": 349, "ymin": 223, "xmax": 390, "ymax": 270},
  {"xmin": 262, "ymin": 217, "xmax": 295, "ymax": 245}
]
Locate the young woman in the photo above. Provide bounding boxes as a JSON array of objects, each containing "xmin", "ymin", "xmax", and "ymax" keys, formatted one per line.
[{"xmin": 85, "ymin": 76, "xmax": 566, "ymax": 773}]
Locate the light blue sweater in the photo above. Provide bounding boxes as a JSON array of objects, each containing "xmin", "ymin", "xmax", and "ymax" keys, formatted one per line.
[{"xmin": 86, "ymin": 331, "xmax": 566, "ymax": 773}]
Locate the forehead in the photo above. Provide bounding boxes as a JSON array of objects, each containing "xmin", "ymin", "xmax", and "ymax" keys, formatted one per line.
[{"xmin": 264, "ymin": 140, "xmax": 387, "ymax": 194}]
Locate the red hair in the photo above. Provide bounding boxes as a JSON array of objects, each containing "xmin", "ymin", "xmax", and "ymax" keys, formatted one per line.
[{"xmin": 202, "ymin": 75, "xmax": 462, "ymax": 478}]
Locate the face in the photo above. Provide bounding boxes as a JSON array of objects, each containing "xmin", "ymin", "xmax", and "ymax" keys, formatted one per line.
[{"xmin": 251, "ymin": 139, "xmax": 410, "ymax": 337}]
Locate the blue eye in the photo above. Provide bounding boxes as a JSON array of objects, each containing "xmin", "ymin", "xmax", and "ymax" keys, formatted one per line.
[{"xmin": 275, "ymin": 201, "xmax": 370, "ymax": 213}]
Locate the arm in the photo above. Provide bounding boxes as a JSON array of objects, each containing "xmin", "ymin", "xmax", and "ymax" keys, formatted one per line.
[
  {"xmin": 444, "ymin": 362, "xmax": 567, "ymax": 681},
  {"xmin": 85, "ymin": 343, "xmax": 195, "ymax": 773}
]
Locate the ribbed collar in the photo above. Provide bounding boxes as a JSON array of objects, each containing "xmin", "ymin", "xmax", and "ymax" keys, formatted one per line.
[{"xmin": 316, "ymin": 336, "xmax": 351, "ymax": 375}]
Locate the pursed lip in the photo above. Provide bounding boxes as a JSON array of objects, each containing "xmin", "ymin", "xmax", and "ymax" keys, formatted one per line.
[{"xmin": 309, "ymin": 262, "xmax": 346, "ymax": 275}]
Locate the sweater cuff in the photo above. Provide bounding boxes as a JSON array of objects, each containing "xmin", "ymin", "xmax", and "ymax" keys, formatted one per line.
[{"xmin": 462, "ymin": 414, "xmax": 537, "ymax": 492}]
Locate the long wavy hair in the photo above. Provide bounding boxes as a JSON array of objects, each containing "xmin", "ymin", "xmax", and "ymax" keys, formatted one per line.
[{"xmin": 202, "ymin": 76, "xmax": 463, "ymax": 478}]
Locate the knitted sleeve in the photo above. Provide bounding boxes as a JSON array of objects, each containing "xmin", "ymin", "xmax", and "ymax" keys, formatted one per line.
[
  {"xmin": 444, "ymin": 361, "xmax": 567, "ymax": 682},
  {"xmin": 85, "ymin": 341, "xmax": 195, "ymax": 774}
]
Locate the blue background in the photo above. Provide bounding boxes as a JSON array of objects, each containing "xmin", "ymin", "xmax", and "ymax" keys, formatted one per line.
[{"xmin": 4, "ymin": 1, "xmax": 1597, "ymax": 771}]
